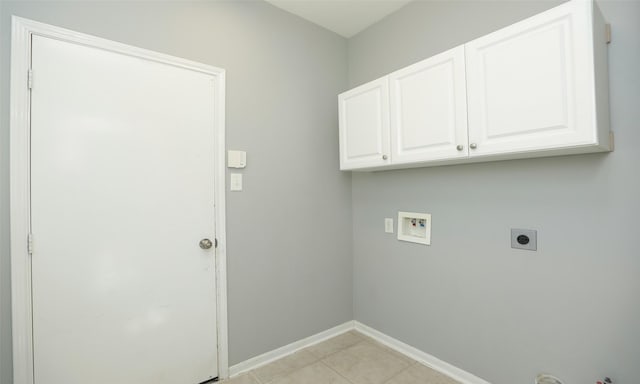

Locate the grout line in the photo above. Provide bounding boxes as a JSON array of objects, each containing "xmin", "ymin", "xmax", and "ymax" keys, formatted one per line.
[
  {"xmin": 319, "ymin": 360, "xmax": 356, "ymax": 384},
  {"xmin": 305, "ymin": 331, "xmax": 365, "ymax": 361},
  {"xmin": 248, "ymin": 371, "xmax": 263, "ymax": 384},
  {"xmin": 260, "ymin": 350, "xmax": 323, "ymax": 384},
  {"xmin": 314, "ymin": 336, "xmax": 367, "ymax": 384},
  {"xmin": 380, "ymin": 363, "xmax": 414, "ymax": 384},
  {"xmin": 319, "ymin": 337, "xmax": 419, "ymax": 384}
]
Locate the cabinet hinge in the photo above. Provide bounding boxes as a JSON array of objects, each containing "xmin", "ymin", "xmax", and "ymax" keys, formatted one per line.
[
  {"xmin": 605, "ymin": 24, "xmax": 611, "ymax": 44},
  {"xmin": 214, "ymin": 238, "xmax": 218, "ymax": 248},
  {"xmin": 28, "ymin": 69, "xmax": 33, "ymax": 89},
  {"xmin": 27, "ymin": 233, "xmax": 33, "ymax": 255}
]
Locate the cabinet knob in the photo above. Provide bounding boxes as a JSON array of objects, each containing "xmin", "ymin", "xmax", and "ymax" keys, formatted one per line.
[
  {"xmin": 469, "ymin": 143, "xmax": 478, "ymax": 149},
  {"xmin": 382, "ymin": 154, "xmax": 388, "ymax": 160},
  {"xmin": 456, "ymin": 145, "xmax": 464, "ymax": 151}
]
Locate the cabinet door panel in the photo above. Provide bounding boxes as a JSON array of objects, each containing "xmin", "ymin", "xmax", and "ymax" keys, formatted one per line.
[
  {"xmin": 465, "ymin": 1, "xmax": 595, "ymax": 157},
  {"xmin": 390, "ymin": 46, "xmax": 468, "ymax": 164},
  {"xmin": 339, "ymin": 77, "xmax": 390, "ymax": 170}
]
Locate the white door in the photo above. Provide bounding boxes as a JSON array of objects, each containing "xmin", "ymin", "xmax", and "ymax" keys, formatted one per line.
[
  {"xmin": 30, "ymin": 35, "xmax": 218, "ymax": 384},
  {"xmin": 338, "ymin": 77, "xmax": 390, "ymax": 170},
  {"xmin": 465, "ymin": 0, "xmax": 596, "ymax": 157},
  {"xmin": 389, "ymin": 46, "xmax": 468, "ymax": 164}
]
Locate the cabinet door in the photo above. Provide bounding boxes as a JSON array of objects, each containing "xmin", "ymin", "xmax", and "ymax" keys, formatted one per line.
[
  {"xmin": 339, "ymin": 77, "xmax": 390, "ymax": 170},
  {"xmin": 390, "ymin": 46, "xmax": 469, "ymax": 164},
  {"xmin": 465, "ymin": 0, "xmax": 596, "ymax": 158}
]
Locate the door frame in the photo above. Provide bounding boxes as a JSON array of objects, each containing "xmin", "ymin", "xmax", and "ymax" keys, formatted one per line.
[{"xmin": 10, "ymin": 16, "xmax": 229, "ymax": 383}]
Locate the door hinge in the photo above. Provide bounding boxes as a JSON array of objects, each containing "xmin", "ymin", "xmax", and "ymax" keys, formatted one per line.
[
  {"xmin": 214, "ymin": 238, "xmax": 218, "ymax": 248},
  {"xmin": 27, "ymin": 233, "xmax": 33, "ymax": 255},
  {"xmin": 605, "ymin": 24, "xmax": 611, "ymax": 44},
  {"xmin": 28, "ymin": 69, "xmax": 33, "ymax": 89}
]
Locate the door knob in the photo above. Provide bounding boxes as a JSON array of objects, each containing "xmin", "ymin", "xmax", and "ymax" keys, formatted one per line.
[
  {"xmin": 469, "ymin": 143, "xmax": 478, "ymax": 149},
  {"xmin": 382, "ymin": 154, "xmax": 388, "ymax": 160},
  {"xmin": 199, "ymin": 238, "xmax": 213, "ymax": 250},
  {"xmin": 456, "ymin": 145, "xmax": 464, "ymax": 151}
]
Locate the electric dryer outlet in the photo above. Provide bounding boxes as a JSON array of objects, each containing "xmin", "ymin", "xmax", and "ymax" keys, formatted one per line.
[{"xmin": 511, "ymin": 229, "xmax": 537, "ymax": 251}]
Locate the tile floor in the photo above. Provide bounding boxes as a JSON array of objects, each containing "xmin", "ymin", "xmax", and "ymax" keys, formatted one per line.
[{"xmin": 223, "ymin": 331, "xmax": 461, "ymax": 384}]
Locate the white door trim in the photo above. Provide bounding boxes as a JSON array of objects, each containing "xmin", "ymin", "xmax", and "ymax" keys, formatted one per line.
[{"xmin": 9, "ymin": 16, "xmax": 229, "ymax": 383}]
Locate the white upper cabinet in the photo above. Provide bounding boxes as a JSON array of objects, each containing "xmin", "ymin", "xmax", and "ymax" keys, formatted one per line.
[
  {"xmin": 465, "ymin": 0, "xmax": 610, "ymax": 158},
  {"xmin": 339, "ymin": 77, "xmax": 390, "ymax": 170},
  {"xmin": 338, "ymin": 0, "xmax": 611, "ymax": 171},
  {"xmin": 389, "ymin": 46, "xmax": 469, "ymax": 164}
]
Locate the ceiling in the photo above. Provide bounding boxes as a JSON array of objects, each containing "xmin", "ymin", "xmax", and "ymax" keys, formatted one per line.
[{"xmin": 264, "ymin": 0, "xmax": 413, "ymax": 38}]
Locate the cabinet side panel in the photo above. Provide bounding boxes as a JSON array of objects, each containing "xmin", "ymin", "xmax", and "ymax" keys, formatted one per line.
[{"xmin": 593, "ymin": 1, "xmax": 612, "ymax": 149}]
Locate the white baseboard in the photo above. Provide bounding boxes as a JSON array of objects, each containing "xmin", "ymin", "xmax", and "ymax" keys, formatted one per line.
[
  {"xmin": 228, "ymin": 321, "xmax": 355, "ymax": 377},
  {"xmin": 229, "ymin": 320, "xmax": 491, "ymax": 384},
  {"xmin": 354, "ymin": 321, "xmax": 491, "ymax": 384}
]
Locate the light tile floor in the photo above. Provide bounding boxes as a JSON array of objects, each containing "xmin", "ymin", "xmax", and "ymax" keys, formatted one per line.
[{"xmin": 223, "ymin": 331, "xmax": 461, "ymax": 384}]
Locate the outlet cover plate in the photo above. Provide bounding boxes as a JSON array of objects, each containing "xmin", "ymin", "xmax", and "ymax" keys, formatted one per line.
[{"xmin": 511, "ymin": 228, "xmax": 537, "ymax": 251}]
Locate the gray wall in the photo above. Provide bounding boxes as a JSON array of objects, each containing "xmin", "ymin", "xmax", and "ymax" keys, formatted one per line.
[
  {"xmin": 0, "ymin": 2, "xmax": 352, "ymax": 383},
  {"xmin": 350, "ymin": 1, "xmax": 640, "ymax": 384}
]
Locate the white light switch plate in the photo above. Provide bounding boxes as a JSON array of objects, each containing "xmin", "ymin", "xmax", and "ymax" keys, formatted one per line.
[
  {"xmin": 230, "ymin": 173, "xmax": 243, "ymax": 191},
  {"xmin": 385, "ymin": 218, "xmax": 394, "ymax": 233},
  {"xmin": 228, "ymin": 150, "xmax": 247, "ymax": 168}
]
